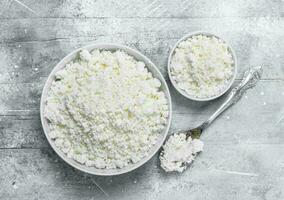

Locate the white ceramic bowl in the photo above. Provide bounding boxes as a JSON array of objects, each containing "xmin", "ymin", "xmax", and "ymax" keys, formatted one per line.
[
  {"xmin": 40, "ymin": 43, "xmax": 172, "ymax": 176},
  {"xmin": 168, "ymin": 31, "xmax": 237, "ymax": 101}
]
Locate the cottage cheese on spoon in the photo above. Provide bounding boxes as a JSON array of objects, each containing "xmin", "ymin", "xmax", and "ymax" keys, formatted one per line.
[
  {"xmin": 44, "ymin": 49, "xmax": 169, "ymax": 169},
  {"xmin": 160, "ymin": 133, "xmax": 203, "ymax": 172}
]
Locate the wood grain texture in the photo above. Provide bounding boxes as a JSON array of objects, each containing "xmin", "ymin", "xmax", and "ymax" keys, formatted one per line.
[
  {"xmin": 0, "ymin": 0, "xmax": 284, "ymax": 199},
  {"xmin": 1, "ymin": 80, "xmax": 283, "ymax": 149},
  {"xmin": 1, "ymin": 145, "xmax": 284, "ymax": 200},
  {"xmin": 1, "ymin": 17, "xmax": 284, "ymax": 84},
  {"xmin": 0, "ymin": 0, "xmax": 282, "ymax": 19}
]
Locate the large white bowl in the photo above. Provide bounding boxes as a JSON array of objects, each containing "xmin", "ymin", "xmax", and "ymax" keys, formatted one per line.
[
  {"xmin": 40, "ymin": 43, "xmax": 172, "ymax": 176},
  {"xmin": 168, "ymin": 31, "xmax": 238, "ymax": 101}
]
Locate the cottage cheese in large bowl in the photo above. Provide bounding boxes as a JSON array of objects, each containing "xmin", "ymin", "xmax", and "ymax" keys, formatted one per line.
[{"xmin": 40, "ymin": 44, "xmax": 172, "ymax": 175}]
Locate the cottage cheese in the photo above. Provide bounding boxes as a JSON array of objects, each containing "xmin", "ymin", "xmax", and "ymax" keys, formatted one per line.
[
  {"xmin": 160, "ymin": 133, "xmax": 203, "ymax": 172},
  {"xmin": 170, "ymin": 34, "xmax": 234, "ymax": 98},
  {"xmin": 44, "ymin": 49, "xmax": 169, "ymax": 169}
]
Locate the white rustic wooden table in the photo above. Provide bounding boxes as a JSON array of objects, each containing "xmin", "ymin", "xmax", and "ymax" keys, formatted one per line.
[{"xmin": 1, "ymin": 0, "xmax": 284, "ymax": 199}]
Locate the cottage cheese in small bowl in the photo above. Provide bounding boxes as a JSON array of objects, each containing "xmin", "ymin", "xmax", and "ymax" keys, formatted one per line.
[
  {"xmin": 41, "ymin": 44, "xmax": 172, "ymax": 176},
  {"xmin": 168, "ymin": 32, "xmax": 237, "ymax": 101}
]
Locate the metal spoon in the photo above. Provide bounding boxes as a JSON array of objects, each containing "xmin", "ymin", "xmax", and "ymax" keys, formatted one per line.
[
  {"xmin": 184, "ymin": 66, "xmax": 263, "ymax": 140},
  {"xmin": 161, "ymin": 66, "xmax": 263, "ymax": 162}
]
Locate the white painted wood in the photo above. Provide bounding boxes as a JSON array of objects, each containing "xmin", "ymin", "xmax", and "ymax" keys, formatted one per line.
[
  {"xmin": 0, "ymin": 0, "xmax": 282, "ymax": 18},
  {"xmin": 1, "ymin": 81, "xmax": 283, "ymax": 148},
  {"xmin": 0, "ymin": 0, "xmax": 284, "ymax": 199},
  {"xmin": 0, "ymin": 17, "xmax": 283, "ymax": 85},
  {"xmin": 1, "ymin": 145, "xmax": 284, "ymax": 199}
]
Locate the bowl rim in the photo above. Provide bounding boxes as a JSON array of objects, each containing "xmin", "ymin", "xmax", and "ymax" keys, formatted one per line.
[
  {"xmin": 40, "ymin": 43, "xmax": 172, "ymax": 176},
  {"xmin": 167, "ymin": 31, "xmax": 238, "ymax": 101}
]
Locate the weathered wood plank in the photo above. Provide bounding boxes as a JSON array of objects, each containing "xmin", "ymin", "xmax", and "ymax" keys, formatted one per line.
[
  {"xmin": 0, "ymin": 0, "xmax": 282, "ymax": 19},
  {"xmin": 1, "ymin": 108, "xmax": 283, "ymax": 149},
  {"xmin": 0, "ymin": 17, "xmax": 284, "ymax": 84},
  {"xmin": 1, "ymin": 144, "xmax": 284, "ymax": 199},
  {"xmin": 0, "ymin": 115, "xmax": 48, "ymax": 149},
  {"xmin": 0, "ymin": 80, "xmax": 283, "ymax": 148},
  {"xmin": 1, "ymin": 1, "xmax": 284, "ymax": 199},
  {"xmin": 0, "ymin": 80, "xmax": 282, "ymax": 116}
]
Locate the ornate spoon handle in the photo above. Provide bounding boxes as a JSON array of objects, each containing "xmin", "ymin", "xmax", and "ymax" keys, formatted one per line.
[{"xmin": 201, "ymin": 66, "xmax": 263, "ymax": 129}]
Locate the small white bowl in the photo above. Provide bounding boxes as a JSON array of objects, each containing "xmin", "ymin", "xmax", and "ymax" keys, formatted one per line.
[
  {"xmin": 168, "ymin": 31, "xmax": 237, "ymax": 101},
  {"xmin": 40, "ymin": 43, "xmax": 172, "ymax": 176}
]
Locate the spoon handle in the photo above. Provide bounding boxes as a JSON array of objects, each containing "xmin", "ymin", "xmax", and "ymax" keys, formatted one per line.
[{"xmin": 201, "ymin": 66, "xmax": 263, "ymax": 129}]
